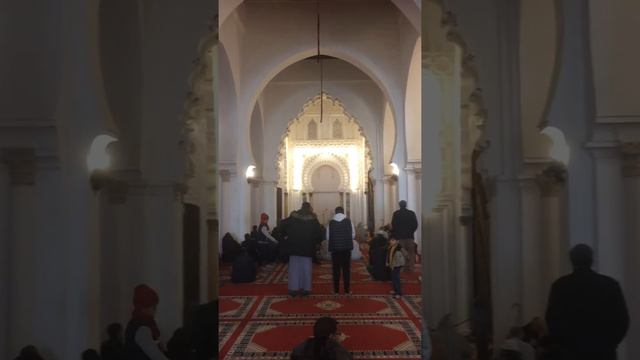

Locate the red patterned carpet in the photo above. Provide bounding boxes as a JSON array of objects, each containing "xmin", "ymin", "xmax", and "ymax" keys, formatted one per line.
[{"xmin": 219, "ymin": 258, "xmax": 423, "ymax": 359}]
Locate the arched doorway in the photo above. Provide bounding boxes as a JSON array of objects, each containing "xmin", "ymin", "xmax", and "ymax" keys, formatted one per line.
[{"xmin": 276, "ymin": 93, "xmax": 372, "ymax": 228}]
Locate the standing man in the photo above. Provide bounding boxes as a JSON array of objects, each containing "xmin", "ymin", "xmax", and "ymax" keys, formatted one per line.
[
  {"xmin": 282, "ymin": 202, "xmax": 323, "ymax": 297},
  {"xmin": 390, "ymin": 200, "xmax": 418, "ymax": 272},
  {"xmin": 326, "ymin": 206, "xmax": 355, "ymax": 295},
  {"xmin": 545, "ymin": 244, "xmax": 629, "ymax": 360}
]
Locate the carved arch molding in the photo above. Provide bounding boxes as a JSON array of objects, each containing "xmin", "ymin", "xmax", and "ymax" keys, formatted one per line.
[{"xmin": 301, "ymin": 154, "xmax": 350, "ymax": 192}]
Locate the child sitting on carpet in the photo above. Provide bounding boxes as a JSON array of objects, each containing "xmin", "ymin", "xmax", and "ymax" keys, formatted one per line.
[
  {"xmin": 387, "ymin": 237, "xmax": 406, "ymax": 299},
  {"xmin": 291, "ymin": 317, "xmax": 352, "ymax": 360}
]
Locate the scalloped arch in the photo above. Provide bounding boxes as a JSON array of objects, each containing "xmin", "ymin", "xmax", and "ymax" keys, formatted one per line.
[
  {"xmin": 301, "ymin": 154, "xmax": 351, "ymax": 192},
  {"xmin": 276, "ymin": 93, "xmax": 373, "ymax": 185}
]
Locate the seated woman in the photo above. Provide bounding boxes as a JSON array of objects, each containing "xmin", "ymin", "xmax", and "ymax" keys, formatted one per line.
[
  {"xmin": 367, "ymin": 231, "xmax": 390, "ymax": 280},
  {"xmin": 291, "ymin": 317, "xmax": 352, "ymax": 360},
  {"xmin": 221, "ymin": 232, "xmax": 241, "ymax": 263}
]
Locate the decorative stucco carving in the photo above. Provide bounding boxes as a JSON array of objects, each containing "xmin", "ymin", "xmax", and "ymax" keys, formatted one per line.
[
  {"xmin": 301, "ymin": 154, "xmax": 350, "ymax": 192},
  {"xmin": 276, "ymin": 93, "xmax": 373, "ymax": 189}
]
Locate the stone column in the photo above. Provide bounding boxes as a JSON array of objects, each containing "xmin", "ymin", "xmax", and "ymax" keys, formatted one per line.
[
  {"xmin": 219, "ymin": 169, "xmax": 238, "ymax": 241},
  {"xmin": 536, "ymin": 165, "xmax": 568, "ymax": 299},
  {"xmin": 384, "ymin": 175, "xmax": 398, "ymax": 223},
  {"xmin": 424, "ymin": 210, "xmax": 446, "ymax": 323},
  {"xmin": 260, "ymin": 180, "xmax": 277, "ymax": 223},
  {"xmin": 621, "ymin": 143, "xmax": 640, "ymax": 360},
  {"xmin": 136, "ymin": 183, "xmax": 185, "ymax": 338},
  {"xmin": 457, "ymin": 209, "xmax": 473, "ymax": 326},
  {"xmin": 414, "ymin": 169, "xmax": 422, "ymax": 254},
  {"xmin": 374, "ymin": 177, "xmax": 385, "ymax": 228},
  {"xmin": 406, "ymin": 167, "xmax": 422, "ymax": 252},
  {"xmin": 491, "ymin": 177, "xmax": 523, "ymax": 343},
  {"xmin": 0, "ymin": 162, "xmax": 7, "ymax": 360},
  {"xmin": 2, "ymin": 149, "xmax": 37, "ymax": 357},
  {"xmin": 249, "ymin": 178, "xmax": 260, "ymax": 226},
  {"xmin": 100, "ymin": 180, "xmax": 130, "ymax": 332},
  {"xmin": 519, "ymin": 176, "xmax": 543, "ymax": 321},
  {"xmin": 589, "ymin": 145, "xmax": 625, "ymax": 281}
]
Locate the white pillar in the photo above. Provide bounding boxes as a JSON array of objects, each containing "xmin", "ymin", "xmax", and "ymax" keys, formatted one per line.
[
  {"xmin": 440, "ymin": 201, "xmax": 455, "ymax": 319},
  {"xmin": 491, "ymin": 178, "xmax": 523, "ymax": 342},
  {"xmin": 374, "ymin": 178, "xmax": 385, "ymax": 228},
  {"xmin": 414, "ymin": 169, "xmax": 422, "ymax": 253},
  {"xmin": 3, "ymin": 150, "xmax": 37, "ymax": 357},
  {"xmin": 424, "ymin": 211, "xmax": 447, "ymax": 323},
  {"xmin": 139, "ymin": 184, "xmax": 184, "ymax": 338},
  {"xmin": 406, "ymin": 167, "xmax": 422, "ymax": 251},
  {"xmin": 260, "ymin": 180, "xmax": 277, "ymax": 223},
  {"xmin": 537, "ymin": 167, "xmax": 569, "ymax": 295},
  {"xmin": 590, "ymin": 145, "xmax": 625, "ymax": 281},
  {"xmin": 519, "ymin": 177, "xmax": 543, "ymax": 321},
  {"xmin": 622, "ymin": 143, "xmax": 640, "ymax": 360},
  {"xmin": 0, "ymin": 162, "xmax": 7, "ymax": 360},
  {"xmin": 219, "ymin": 169, "xmax": 238, "ymax": 241},
  {"xmin": 457, "ymin": 208, "xmax": 473, "ymax": 327}
]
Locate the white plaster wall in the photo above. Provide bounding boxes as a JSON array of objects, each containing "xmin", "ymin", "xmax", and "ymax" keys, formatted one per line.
[
  {"xmin": 383, "ymin": 103, "xmax": 396, "ymax": 172},
  {"xmin": 0, "ymin": 1, "xmax": 61, "ymax": 121},
  {"xmin": 0, "ymin": 165, "xmax": 7, "ymax": 360},
  {"xmin": 422, "ymin": 69, "xmax": 443, "ymax": 213},
  {"xmin": 519, "ymin": 0, "xmax": 555, "ymax": 159},
  {"xmin": 137, "ymin": 0, "xmax": 214, "ymax": 182},
  {"xmin": 589, "ymin": 0, "xmax": 640, "ymax": 119},
  {"xmin": 405, "ymin": 39, "xmax": 422, "ymax": 163},
  {"xmin": 221, "ymin": 0, "xmax": 417, "ymax": 164}
]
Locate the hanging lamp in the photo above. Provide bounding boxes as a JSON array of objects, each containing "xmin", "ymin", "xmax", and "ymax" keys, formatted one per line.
[{"xmin": 316, "ymin": 0, "xmax": 324, "ymax": 123}]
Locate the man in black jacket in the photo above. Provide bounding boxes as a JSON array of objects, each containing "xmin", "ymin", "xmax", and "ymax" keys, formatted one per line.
[
  {"xmin": 545, "ymin": 244, "xmax": 629, "ymax": 360},
  {"xmin": 327, "ymin": 206, "xmax": 355, "ymax": 295},
  {"xmin": 282, "ymin": 202, "xmax": 323, "ymax": 297},
  {"xmin": 390, "ymin": 200, "xmax": 418, "ymax": 272}
]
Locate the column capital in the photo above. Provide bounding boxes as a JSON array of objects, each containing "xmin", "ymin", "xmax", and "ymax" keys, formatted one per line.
[
  {"xmin": 2, "ymin": 148, "xmax": 36, "ymax": 185},
  {"xmin": 535, "ymin": 163, "xmax": 567, "ymax": 196},
  {"xmin": 621, "ymin": 142, "xmax": 640, "ymax": 177}
]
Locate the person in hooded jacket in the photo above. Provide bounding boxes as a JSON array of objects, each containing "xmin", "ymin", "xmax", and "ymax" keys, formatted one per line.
[
  {"xmin": 326, "ymin": 206, "xmax": 355, "ymax": 295},
  {"xmin": 282, "ymin": 202, "xmax": 323, "ymax": 297}
]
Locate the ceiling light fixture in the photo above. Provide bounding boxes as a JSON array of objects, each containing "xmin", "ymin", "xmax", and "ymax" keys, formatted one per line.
[{"xmin": 316, "ymin": 0, "xmax": 324, "ymax": 123}]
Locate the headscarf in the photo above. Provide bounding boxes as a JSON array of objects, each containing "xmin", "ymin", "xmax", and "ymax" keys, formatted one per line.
[
  {"xmin": 131, "ymin": 284, "xmax": 161, "ymax": 340},
  {"xmin": 260, "ymin": 213, "xmax": 269, "ymax": 224}
]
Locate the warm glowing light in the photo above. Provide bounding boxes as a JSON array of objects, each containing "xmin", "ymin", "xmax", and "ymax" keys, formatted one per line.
[
  {"xmin": 246, "ymin": 165, "xmax": 257, "ymax": 179},
  {"xmin": 291, "ymin": 145, "xmax": 361, "ymax": 192},
  {"xmin": 390, "ymin": 162, "xmax": 400, "ymax": 176},
  {"xmin": 87, "ymin": 134, "xmax": 118, "ymax": 172},
  {"xmin": 541, "ymin": 126, "xmax": 570, "ymax": 165}
]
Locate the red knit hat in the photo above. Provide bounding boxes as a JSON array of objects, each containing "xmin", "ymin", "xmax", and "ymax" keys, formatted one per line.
[
  {"xmin": 260, "ymin": 213, "xmax": 269, "ymax": 223},
  {"xmin": 133, "ymin": 284, "xmax": 159, "ymax": 309}
]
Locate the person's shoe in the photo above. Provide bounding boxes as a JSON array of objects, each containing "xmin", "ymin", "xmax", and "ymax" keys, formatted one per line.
[
  {"xmin": 333, "ymin": 292, "xmax": 340, "ymax": 296},
  {"xmin": 289, "ymin": 290, "xmax": 298, "ymax": 298},
  {"xmin": 393, "ymin": 294, "xmax": 402, "ymax": 299},
  {"xmin": 300, "ymin": 290, "xmax": 310, "ymax": 297},
  {"xmin": 345, "ymin": 291, "xmax": 352, "ymax": 296},
  {"xmin": 389, "ymin": 290, "xmax": 396, "ymax": 295}
]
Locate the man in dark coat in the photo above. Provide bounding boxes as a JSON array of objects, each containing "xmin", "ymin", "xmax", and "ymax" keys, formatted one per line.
[
  {"xmin": 326, "ymin": 206, "xmax": 355, "ymax": 295},
  {"xmin": 545, "ymin": 244, "xmax": 629, "ymax": 360},
  {"xmin": 281, "ymin": 202, "xmax": 323, "ymax": 297},
  {"xmin": 390, "ymin": 200, "xmax": 418, "ymax": 272}
]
